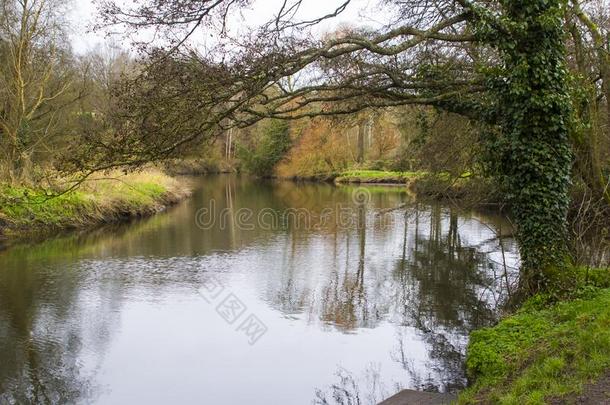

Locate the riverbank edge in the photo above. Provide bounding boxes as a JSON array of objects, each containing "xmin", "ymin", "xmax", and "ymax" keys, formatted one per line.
[
  {"xmin": 458, "ymin": 268, "xmax": 610, "ymax": 404},
  {"xmin": 277, "ymin": 169, "xmax": 425, "ymax": 184},
  {"xmin": 0, "ymin": 171, "xmax": 192, "ymax": 244},
  {"xmin": 334, "ymin": 170, "xmax": 421, "ymax": 184},
  {"xmin": 276, "ymin": 169, "xmax": 503, "ymax": 205}
]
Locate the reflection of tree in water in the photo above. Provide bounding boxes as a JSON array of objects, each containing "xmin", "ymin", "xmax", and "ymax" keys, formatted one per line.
[
  {"xmin": 391, "ymin": 207, "xmax": 503, "ymax": 391},
  {"xmin": 267, "ymin": 233, "xmax": 311, "ymax": 316},
  {"xmin": 311, "ymin": 203, "xmax": 517, "ymax": 402},
  {"xmin": 319, "ymin": 204, "xmax": 377, "ymax": 330},
  {"xmin": 0, "ymin": 262, "xmax": 93, "ymax": 403},
  {"xmin": 314, "ymin": 365, "xmax": 397, "ymax": 405},
  {"xmin": 403, "ymin": 207, "xmax": 498, "ymax": 327},
  {"xmin": 0, "ymin": 242, "xmax": 130, "ymax": 404},
  {"xmin": 265, "ymin": 189, "xmax": 514, "ymax": 331}
]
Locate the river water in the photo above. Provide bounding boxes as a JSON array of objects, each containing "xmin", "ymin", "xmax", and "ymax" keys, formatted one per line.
[{"xmin": 0, "ymin": 175, "xmax": 519, "ymax": 404}]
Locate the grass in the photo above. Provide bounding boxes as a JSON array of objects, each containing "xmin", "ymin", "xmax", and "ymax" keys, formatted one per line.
[
  {"xmin": 0, "ymin": 169, "xmax": 190, "ymax": 238},
  {"xmin": 460, "ymin": 268, "xmax": 610, "ymax": 404},
  {"xmin": 334, "ymin": 170, "xmax": 425, "ymax": 183}
]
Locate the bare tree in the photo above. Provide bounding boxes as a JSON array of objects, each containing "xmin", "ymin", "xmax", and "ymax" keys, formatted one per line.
[
  {"xmin": 566, "ymin": 0, "xmax": 610, "ymax": 204},
  {"xmin": 0, "ymin": 0, "xmax": 75, "ymax": 183}
]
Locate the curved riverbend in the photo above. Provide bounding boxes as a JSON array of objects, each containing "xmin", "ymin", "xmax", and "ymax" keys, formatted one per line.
[{"xmin": 0, "ymin": 175, "xmax": 519, "ymax": 404}]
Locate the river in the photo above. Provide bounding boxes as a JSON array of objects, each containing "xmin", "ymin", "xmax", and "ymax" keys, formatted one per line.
[{"xmin": 0, "ymin": 175, "xmax": 519, "ymax": 404}]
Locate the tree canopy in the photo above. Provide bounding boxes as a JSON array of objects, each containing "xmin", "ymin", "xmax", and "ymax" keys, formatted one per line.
[{"xmin": 0, "ymin": 0, "xmax": 608, "ymax": 291}]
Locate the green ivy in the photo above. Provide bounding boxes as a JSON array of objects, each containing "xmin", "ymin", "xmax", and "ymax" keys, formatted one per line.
[{"xmin": 479, "ymin": 0, "xmax": 573, "ymax": 291}]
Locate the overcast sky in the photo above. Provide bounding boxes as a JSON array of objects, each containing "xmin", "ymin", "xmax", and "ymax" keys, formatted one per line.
[{"xmin": 69, "ymin": 0, "xmax": 383, "ymax": 54}]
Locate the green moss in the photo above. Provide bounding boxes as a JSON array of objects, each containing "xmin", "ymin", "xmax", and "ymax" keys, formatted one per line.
[{"xmin": 460, "ymin": 281, "xmax": 610, "ymax": 404}]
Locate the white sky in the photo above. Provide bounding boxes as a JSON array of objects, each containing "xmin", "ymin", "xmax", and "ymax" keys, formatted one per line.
[{"xmin": 69, "ymin": 0, "xmax": 384, "ymax": 54}]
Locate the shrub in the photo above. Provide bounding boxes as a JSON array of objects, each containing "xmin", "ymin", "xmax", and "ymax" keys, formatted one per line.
[{"xmin": 238, "ymin": 119, "xmax": 291, "ymax": 177}]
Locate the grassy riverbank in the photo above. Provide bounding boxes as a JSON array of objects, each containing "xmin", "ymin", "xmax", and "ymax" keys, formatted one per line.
[
  {"xmin": 332, "ymin": 169, "xmax": 500, "ymax": 203},
  {"xmin": 334, "ymin": 170, "xmax": 424, "ymax": 184},
  {"xmin": 0, "ymin": 169, "xmax": 191, "ymax": 241},
  {"xmin": 460, "ymin": 267, "xmax": 610, "ymax": 404}
]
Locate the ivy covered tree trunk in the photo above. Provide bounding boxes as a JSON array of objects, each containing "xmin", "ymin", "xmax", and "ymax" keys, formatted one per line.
[{"xmin": 495, "ymin": 0, "xmax": 573, "ymax": 291}]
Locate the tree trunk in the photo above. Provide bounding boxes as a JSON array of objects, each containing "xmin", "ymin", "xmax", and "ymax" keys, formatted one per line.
[
  {"xmin": 357, "ymin": 119, "xmax": 366, "ymax": 164},
  {"xmin": 498, "ymin": 0, "xmax": 573, "ymax": 292},
  {"xmin": 570, "ymin": 3, "xmax": 610, "ymax": 204}
]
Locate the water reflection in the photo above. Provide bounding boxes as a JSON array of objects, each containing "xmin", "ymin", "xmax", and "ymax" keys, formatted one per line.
[{"xmin": 0, "ymin": 175, "xmax": 518, "ymax": 404}]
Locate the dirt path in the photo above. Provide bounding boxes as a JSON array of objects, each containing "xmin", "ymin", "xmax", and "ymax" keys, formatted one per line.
[
  {"xmin": 574, "ymin": 372, "xmax": 610, "ymax": 404},
  {"xmin": 550, "ymin": 372, "xmax": 610, "ymax": 404},
  {"xmin": 378, "ymin": 390, "xmax": 456, "ymax": 405}
]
